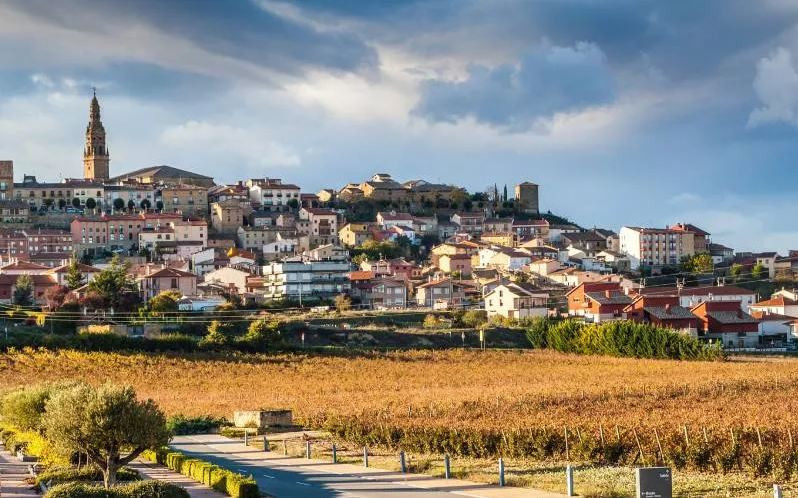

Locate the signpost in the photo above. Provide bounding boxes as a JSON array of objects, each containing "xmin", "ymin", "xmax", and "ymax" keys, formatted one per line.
[{"xmin": 635, "ymin": 467, "xmax": 672, "ymax": 498}]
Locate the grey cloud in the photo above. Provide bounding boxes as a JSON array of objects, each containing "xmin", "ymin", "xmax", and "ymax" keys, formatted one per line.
[
  {"xmin": 414, "ymin": 42, "xmax": 614, "ymax": 130},
  {"xmin": 748, "ymin": 47, "xmax": 798, "ymax": 127}
]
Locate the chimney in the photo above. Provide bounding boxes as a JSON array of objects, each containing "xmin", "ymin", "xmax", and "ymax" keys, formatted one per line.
[
  {"xmin": 665, "ymin": 303, "xmax": 671, "ymax": 314},
  {"xmin": 604, "ymin": 289, "xmax": 612, "ymax": 298}
]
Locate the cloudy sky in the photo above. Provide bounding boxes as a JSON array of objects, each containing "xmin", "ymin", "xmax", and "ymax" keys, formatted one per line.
[{"xmin": 1, "ymin": 0, "xmax": 798, "ymax": 252}]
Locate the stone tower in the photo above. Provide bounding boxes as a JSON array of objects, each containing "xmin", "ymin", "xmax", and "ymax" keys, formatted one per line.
[
  {"xmin": 83, "ymin": 89, "xmax": 110, "ymax": 181},
  {"xmin": 514, "ymin": 181, "xmax": 539, "ymax": 214}
]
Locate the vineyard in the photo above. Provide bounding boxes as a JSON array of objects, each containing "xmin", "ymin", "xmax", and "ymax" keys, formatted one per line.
[{"xmin": 2, "ymin": 348, "xmax": 798, "ymax": 493}]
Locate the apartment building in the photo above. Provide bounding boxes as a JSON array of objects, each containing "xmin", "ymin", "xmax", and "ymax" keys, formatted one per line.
[
  {"xmin": 247, "ymin": 178, "xmax": 300, "ymax": 212},
  {"xmin": 619, "ymin": 226, "xmax": 695, "ymax": 270},
  {"xmin": 210, "ymin": 199, "xmax": 244, "ymax": 234},
  {"xmin": 157, "ymin": 184, "xmax": 208, "ymax": 217},
  {"xmin": 298, "ymin": 208, "xmax": 338, "ymax": 247},
  {"xmin": 260, "ymin": 259, "xmax": 351, "ymax": 301}
]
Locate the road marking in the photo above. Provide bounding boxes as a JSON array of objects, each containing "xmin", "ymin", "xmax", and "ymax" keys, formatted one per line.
[
  {"xmin": 296, "ymin": 481, "xmax": 311, "ymax": 487},
  {"xmin": 262, "ymin": 474, "xmax": 275, "ymax": 479}
]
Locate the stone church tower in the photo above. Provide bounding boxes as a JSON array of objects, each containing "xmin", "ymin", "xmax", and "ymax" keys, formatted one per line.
[{"xmin": 83, "ymin": 90, "xmax": 110, "ymax": 181}]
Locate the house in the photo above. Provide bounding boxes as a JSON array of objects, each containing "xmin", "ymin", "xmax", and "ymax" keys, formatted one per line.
[
  {"xmin": 484, "ymin": 218, "xmax": 514, "ymax": 233},
  {"xmin": 0, "ymin": 274, "xmax": 58, "ymax": 304},
  {"xmin": 298, "ymin": 208, "xmax": 338, "ymax": 247},
  {"xmin": 390, "ymin": 225, "xmax": 418, "ymax": 244},
  {"xmin": 595, "ymin": 250, "xmax": 631, "ymax": 273},
  {"xmin": 751, "ymin": 311, "xmax": 794, "ymax": 345},
  {"xmin": 512, "ymin": 219, "xmax": 549, "ymax": 240},
  {"xmin": 350, "ymin": 277, "xmax": 407, "ymax": 309},
  {"xmin": 431, "ymin": 242, "xmax": 481, "ymax": 267},
  {"xmin": 566, "ymin": 282, "xmax": 632, "ymax": 322},
  {"xmin": 203, "ymin": 267, "xmax": 252, "ymax": 295},
  {"xmin": 438, "ymin": 253, "xmax": 472, "ymax": 277},
  {"xmin": 484, "ymin": 283, "xmax": 549, "ymax": 320},
  {"xmin": 376, "ymin": 211, "xmax": 414, "ymax": 229},
  {"xmin": 634, "ymin": 285, "xmax": 756, "ymax": 311},
  {"xmin": 451, "ymin": 212, "xmax": 485, "ymax": 234},
  {"xmin": 176, "ymin": 296, "xmax": 225, "ymax": 312},
  {"xmin": 305, "ymin": 244, "xmax": 349, "ymax": 262},
  {"xmin": 749, "ymin": 293, "xmax": 798, "ymax": 318},
  {"xmin": 547, "ymin": 223, "xmax": 581, "ymax": 243},
  {"xmin": 338, "ymin": 223, "xmax": 374, "ymax": 247},
  {"xmin": 415, "ymin": 278, "xmax": 467, "ymax": 309},
  {"xmin": 690, "ymin": 300, "xmax": 759, "ymax": 348},
  {"xmin": 526, "ymin": 258, "xmax": 562, "ymax": 277},
  {"xmin": 561, "ymin": 231, "xmax": 608, "ymax": 255},
  {"xmin": 262, "ymin": 232, "xmax": 299, "ymax": 261},
  {"xmin": 480, "ymin": 232, "xmax": 517, "ymax": 248},
  {"xmin": 137, "ymin": 266, "xmax": 197, "ymax": 301},
  {"xmin": 210, "ymin": 199, "xmax": 244, "ymax": 234},
  {"xmin": 478, "ymin": 247, "xmax": 532, "ymax": 272},
  {"xmin": 708, "ymin": 243, "xmax": 734, "ymax": 265},
  {"xmin": 623, "ymin": 295, "xmax": 698, "ymax": 334},
  {"xmin": 247, "ymin": 178, "xmax": 300, "ymax": 212},
  {"xmin": 774, "ymin": 254, "xmax": 798, "ymax": 279},
  {"xmin": 360, "ymin": 258, "xmax": 418, "ymax": 281},
  {"xmin": 48, "ymin": 263, "xmax": 102, "ymax": 287}
]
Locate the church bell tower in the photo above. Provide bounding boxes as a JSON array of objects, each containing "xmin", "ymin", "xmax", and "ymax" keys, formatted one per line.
[{"xmin": 83, "ymin": 89, "xmax": 110, "ymax": 181}]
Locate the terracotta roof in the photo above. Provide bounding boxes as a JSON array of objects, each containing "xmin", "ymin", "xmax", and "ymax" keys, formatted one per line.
[
  {"xmin": 669, "ymin": 223, "xmax": 711, "ymax": 236},
  {"xmin": 50, "ymin": 263, "xmax": 101, "ymax": 274},
  {"xmin": 0, "ymin": 261, "xmax": 51, "ymax": 271},
  {"xmin": 0, "ymin": 274, "xmax": 57, "ymax": 285},
  {"xmin": 752, "ymin": 296, "xmax": 798, "ymax": 307},
  {"xmin": 143, "ymin": 267, "xmax": 196, "ymax": 279},
  {"xmin": 349, "ymin": 270, "xmax": 375, "ymax": 281},
  {"xmin": 637, "ymin": 285, "xmax": 755, "ymax": 297}
]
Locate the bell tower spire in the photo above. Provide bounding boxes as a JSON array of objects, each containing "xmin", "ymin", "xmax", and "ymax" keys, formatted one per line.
[{"xmin": 83, "ymin": 89, "xmax": 110, "ymax": 181}]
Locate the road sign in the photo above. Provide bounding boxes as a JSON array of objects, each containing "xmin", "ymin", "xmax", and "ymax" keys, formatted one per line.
[{"xmin": 636, "ymin": 467, "xmax": 672, "ymax": 498}]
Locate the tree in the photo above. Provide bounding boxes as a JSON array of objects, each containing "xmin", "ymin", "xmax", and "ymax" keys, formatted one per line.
[
  {"xmin": 729, "ymin": 263, "xmax": 744, "ymax": 282},
  {"xmin": 44, "ymin": 285, "xmax": 69, "ymax": 310},
  {"xmin": 12, "ymin": 274, "xmax": 33, "ymax": 306},
  {"xmin": 334, "ymin": 294, "xmax": 352, "ymax": 312},
  {"xmin": 58, "ymin": 198, "xmax": 67, "ymax": 210},
  {"xmin": 43, "ymin": 383, "xmax": 170, "ymax": 488},
  {"xmin": 461, "ymin": 310, "xmax": 487, "ymax": 328},
  {"xmin": 87, "ymin": 256, "xmax": 139, "ymax": 309},
  {"xmin": 43, "ymin": 198, "xmax": 54, "ymax": 211},
  {"xmin": 147, "ymin": 290, "xmax": 181, "ymax": 314},
  {"xmin": 680, "ymin": 253, "xmax": 713, "ymax": 274},
  {"xmin": 287, "ymin": 198, "xmax": 299, "ymax": 210},
  {"xmin": 113, "ymin": 198, "xmax": 125, "ymax": 213},
  {"xmin": 127, "ymin": 199, "xmax": 136, "ymax": 212},
  {"xmin": 140, "ymin": 199, "xmax": 151, "ymax": 211},
  {"xmin": 71, "ymin": 197, "xmax": 81, "ymax": 209},
  {"xmin": 503, "ymin": 184, "xmax": 508, "ymax": 202},
  {"xmin": 242, "ymin": 318, "xmax": 281, "ymax": 348},
  {"xmin": 200, "ymin": 320, "xmax": 231, "ymax": 347},
  {"xmin": 66, "ymin": 260, "xmax": 84, "ymax": 290},
  {"xmin": 85, "ymin": 197, "xmax": 97, "ymax": 212},
  {"xmin": 752, "ymin": 262, "xmax": 766, "ymax": 280},
  {"xmin": 155, "ymin": 200, "xmax": 164, "ymax": 212}
]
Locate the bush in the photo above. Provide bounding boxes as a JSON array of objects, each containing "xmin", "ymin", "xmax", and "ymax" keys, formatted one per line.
[
  {"xmin": 166, "ymin": 415, "xmax": 227, "ymax": 435},
  {"xmin": 423, "ymin": 314, "xmax": 442, "ymax": 329},
  {"xmin": 461, "ymin": 310, "xmax": 487, "ymax": 328},
  {"xmin": 45, "ymin": 480, "xmax": 188, "ymax": 498},
  {"xmin": 36, "ymin": 466, "xmax": 139, "ymax": 488},
  {"xmin": 524, "ymin": 319, "xmax": 724, "ymax": 360},
  {"xmin": 142, "ymin": 448, "xmax": 258, "ymax": 498}
]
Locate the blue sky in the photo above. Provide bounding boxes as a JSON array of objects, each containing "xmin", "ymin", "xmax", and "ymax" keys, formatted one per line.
[{"xmin": 1, "ymin": 0, "xmax": 798, "ymax": 252}]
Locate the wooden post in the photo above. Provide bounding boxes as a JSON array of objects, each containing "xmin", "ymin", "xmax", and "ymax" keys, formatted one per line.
[
  {"xmin": 306, "ymin": 441, "xmax": 311, "ymax": 459},
  {"xmin": 444, "ymin": 454, "xmax": 451, "ymax": 479},
  {"xmin": 654, "ymin": 428, "xmax": 664, "ymax": 463},
  {"xmin": 263, "ymin": 436, "xmax": 269, "ymax": 452},
  {"xmin": 564, "ymin": 427, "xmax": 570, "ymax": 461},
  {"xmin": 244, "ymin": 429, "xmax": 249, "ymax": 447},
  {"xmin": 363, "ymin": 447, "xmax": 369, "ymax": 467},
  {"xmin": 683, "ymin": 425, "xmax": 690, "ymax": 448},
  {"xmin": 599, "ymin": 425, "xmax": 605, "ymax": 447},
  {"xmin": 283, "ymin": 439, "xmax": 287, "ymax": 456},
  {"xmin": 400, "ymin": 451, "xmax": 406, "ymax": 473},
  {"xmin": 332, "ymin": 444, "xmax": 337, "ymax": 463},
  {"xmin": 498, "ymin": 457, "xmax": 505, "ymax": 487},
  {"xmin": 789, "ymin": 428, "xmax": 794, "ymax": 449},
  {"xmin": 730, "ymin": 428, "xmax": 736, "ymax": 446},
  {"xmin": 633, "ymin": 428, "xmax": 645, "ymax": 464},
  {"xmin": 774, "ymin": 484, "xmax": 783, "ymax": 498},
  {"xmin": 757, "ymin": 427, "xmax": 763, "ymax": 449}
]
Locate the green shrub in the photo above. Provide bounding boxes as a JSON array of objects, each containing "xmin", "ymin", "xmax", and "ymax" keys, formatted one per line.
[
  {"xmin": 166, "ymin": 415, "xmax": 227, "ymax": 435},
  {"xmin": 524, "ymin": 319, "xmax": 724, "ymax": 360},
  {"xmin": 36, "ymin": 466, "xmax": 139, "ymax": 488},
  {"xmin": 146, "ymin": 447, "xmax": 259, "ymax": 498},
  {"xmin": 44, "ymin": 480, "xmax": 188, "ymax": 498}
]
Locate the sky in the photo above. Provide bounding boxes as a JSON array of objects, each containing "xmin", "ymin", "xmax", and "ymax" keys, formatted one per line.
[{"xmin": 1, "ymin": 0, "xmax": 798, "ymax": 253}]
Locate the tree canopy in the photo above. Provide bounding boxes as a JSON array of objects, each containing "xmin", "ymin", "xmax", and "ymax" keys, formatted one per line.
[
  {"xmin": 86, "ymin": 256, "xmax": 139, "ymax": 310},
  {"xmin": 13, "ymin": 274, "xmax": 33, "ymax": 306}
]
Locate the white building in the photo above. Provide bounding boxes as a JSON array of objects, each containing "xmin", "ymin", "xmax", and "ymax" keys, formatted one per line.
[
  {"xmin": 247, "ymin": 178, "xmax": 300, "ymax": 212},
  {"xmin": 260, "ymin": 259, "xmax": 351, "ymax": 301},
  {"xmin": 619, "ymin": 226, "xmax": 695, "ymax": 270},
  {"xmin": 484, "ymin": 283, "xmax": 549, "ymax": 320},
  {"xmin": 203, "ymin": 267, "xmax": 252, "ymax": 294}
]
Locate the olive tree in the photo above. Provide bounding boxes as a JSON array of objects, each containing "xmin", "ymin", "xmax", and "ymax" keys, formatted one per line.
[{"xmin": 43, "ymin": 383, "xmax": 170, "ymax": 489}]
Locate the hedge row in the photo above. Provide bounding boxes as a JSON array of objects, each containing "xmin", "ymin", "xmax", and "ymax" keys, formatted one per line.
[
  {"xmin": 141, "ymin": 447, "xmax": 258, "ymax": 498},
  {"xmin": 526, "ymin": 319, "xmax": 724, "ymax": 360},
  {"xmin": 35, "ymin": 466, "xmax": 140, "ymax": 488},
  {"xmin": 44, "ymin": 480, "xmax": 188, "ymax": 498}
]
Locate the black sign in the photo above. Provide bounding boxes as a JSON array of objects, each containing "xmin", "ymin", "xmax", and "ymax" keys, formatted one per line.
[{"xmin": 636, "ymin": 467, "xmax": 672, "ymax": 498}]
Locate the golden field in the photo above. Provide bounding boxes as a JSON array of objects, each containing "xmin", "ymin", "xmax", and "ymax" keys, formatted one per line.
[
  {"xmin": 1, "ymin": 348, "xmax": 797, "ymax": 430},
  {"xmin": 4, "ymin": 348, "xmax": 798, "ymax": 496}
]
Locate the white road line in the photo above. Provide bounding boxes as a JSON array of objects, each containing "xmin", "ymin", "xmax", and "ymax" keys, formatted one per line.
[
  {"xmin": 296, "ymin": 481, "xmax": 311, "ymax": 486},
  {"xmin": 262, "ymin": 474, "xmax": 275, "ymax": 479}
]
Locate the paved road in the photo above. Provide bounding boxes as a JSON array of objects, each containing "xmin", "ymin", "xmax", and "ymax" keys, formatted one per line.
[
  {"xmin": 0, "ymin": 447, "xmax": 38, "ymax": 498},
  {"xmin": 170, "ymin": 434, "xmax": 563, "ymax": 498}
]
